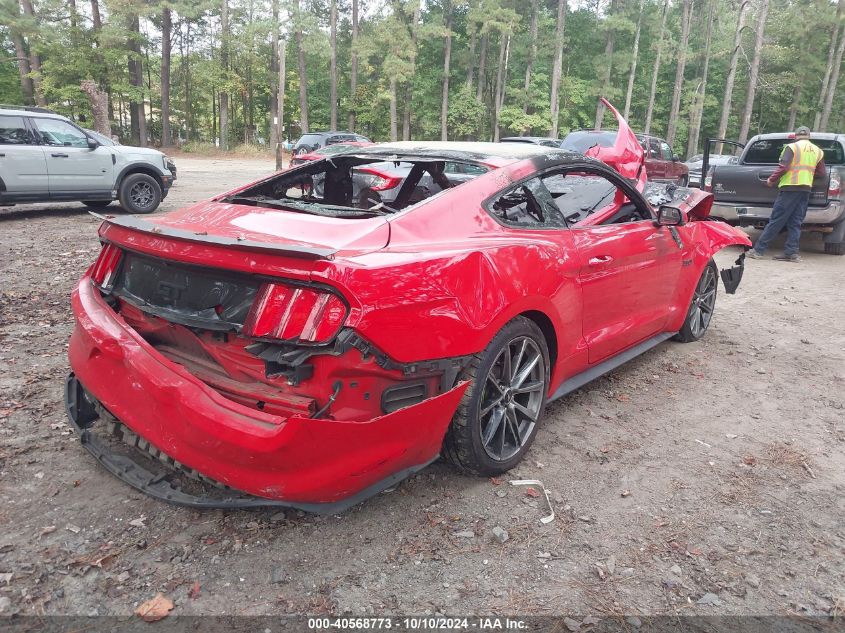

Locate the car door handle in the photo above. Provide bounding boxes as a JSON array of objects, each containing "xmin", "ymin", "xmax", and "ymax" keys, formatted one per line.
[
  {"xmin": 0, "ymin": 153, "xmax": 5, "ymax": 157},
  {"xmin": 757, "ymin": 171, "xmax": 775, "ymax": 180},
  {"xmin": 51, "ymin": 152, "xmax": 69, "ymax": 158},
  {"xmin": 588, "ymin": 255, "xmax": 614, "ymax": 265}
]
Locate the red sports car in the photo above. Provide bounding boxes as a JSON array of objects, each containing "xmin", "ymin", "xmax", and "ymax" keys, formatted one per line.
[{"xmin": 66, "ymin": 102, "xmax": 751, "ymax": 513}]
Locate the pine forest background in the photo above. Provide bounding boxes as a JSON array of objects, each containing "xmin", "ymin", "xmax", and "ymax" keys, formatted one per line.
[{"xmin": 1, "ymin": 0, "xmax": 844, "ymax": 157}]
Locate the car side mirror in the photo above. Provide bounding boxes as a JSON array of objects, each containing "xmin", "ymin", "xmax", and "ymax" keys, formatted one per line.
[
  {"xmin": 656, "ymin": 205, "xmax": 685, "ymax": 226},
  {"xmin": 87, "ymin": 137, "xmax": 99, "ymax": 150},
  {"xmin": 672, "ymin": 153, "xmax": 680, "ymax": 162}
]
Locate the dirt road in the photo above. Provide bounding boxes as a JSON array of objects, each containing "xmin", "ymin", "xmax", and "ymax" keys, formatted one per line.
[{"xmin": 1, "ymin": 156, "xmax": 843, "ymax": 620}]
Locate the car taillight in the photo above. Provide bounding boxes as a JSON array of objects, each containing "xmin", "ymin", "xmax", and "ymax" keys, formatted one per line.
[
  {"xmin": 357, "ymin": 168, "xmax": 403, "ymax": 191},
  {"xmin": 243, "ymin": 283, "xmax": 348, "ymax": 343},
  {"xmin": 90, "ymin": 243, "xmax": 123, "ymax": 290},
  {"xmin": 703, "ymin": 168, "xmax": 713, "ymax": 192},
  {"xmin": 828, "ymin": 174, "xmax": 841, "ymax": 198}
]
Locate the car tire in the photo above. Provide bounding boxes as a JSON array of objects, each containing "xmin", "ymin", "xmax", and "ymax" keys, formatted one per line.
[
  {"xmin": 83, "ymin": 200, "xmax": 112, "ymax": 208},
  {"xmin": 678, "ymin": 175, "xmax": 689, "ymax": 187},
  {"xmin": 674, "ymin": 259, "xmax": 718, "ymax": 343},
  {"xmin": 118, "ymin": 173, "xmax": 161, "ymax": 214},
  {"xmin": 443, "ymin": 316, "xmax": 550, "ymax": 476},
  {"xmin": 823, "ymin": 241, "xmax": 845, "ymax": 255}
]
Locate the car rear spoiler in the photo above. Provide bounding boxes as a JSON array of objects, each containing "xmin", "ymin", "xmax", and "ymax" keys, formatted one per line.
[{"xmin": 92, "ymin": 213, "xmax": 337, "ymax": 260}]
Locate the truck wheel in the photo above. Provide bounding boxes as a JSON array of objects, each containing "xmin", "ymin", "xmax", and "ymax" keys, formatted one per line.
[
  {"xmin": 118, "ymin": 173, "xmax": 161, "ymax": 214},
  {"xmin": 443, "ymin": 317, "xmax": 549, "ymax": 476},
  {"xmin": 678, "ymin": 175, "xmax": 689, "ymax": 187},
  {"xmin": 824, "ymin": 242, "xmax": 845, "ymax": 255},
  {"xmin": 674, "ymin": 260, "xmax": 718, "ymax": 343}
]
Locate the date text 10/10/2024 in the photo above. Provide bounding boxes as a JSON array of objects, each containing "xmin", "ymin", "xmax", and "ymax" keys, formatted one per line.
[{"xmin": 307, "ymin": 617, "xmax": 528, "ymax": 630}]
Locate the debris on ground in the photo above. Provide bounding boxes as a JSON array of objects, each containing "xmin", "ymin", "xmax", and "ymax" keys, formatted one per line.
[{"xmin": 134, "ymin": 593, "xmax": 174, "ymax": 621}]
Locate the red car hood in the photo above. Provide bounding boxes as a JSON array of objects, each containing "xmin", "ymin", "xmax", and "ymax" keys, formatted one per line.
[
  {"xmin": 105, "ymin": 201, "xmax": 390, "ymax": 256},
  {"xmin": 586, "ymin": 98, "xmax": 646, "ymax": 186}
]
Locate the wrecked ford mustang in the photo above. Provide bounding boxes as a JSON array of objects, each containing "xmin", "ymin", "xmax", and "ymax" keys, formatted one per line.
[{"xmin": 65, "ymin": 102, "xmax": 751, "ymax": 513}]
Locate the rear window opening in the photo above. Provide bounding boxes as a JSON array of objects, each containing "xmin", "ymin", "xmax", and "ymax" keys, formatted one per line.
[
  {"xmin": 743, "ymin": 139, "xmax": 845, "ymax": 165},
  {"xmin": 223, "ymin": 156, "xmax": 488, "ymax": 218}
]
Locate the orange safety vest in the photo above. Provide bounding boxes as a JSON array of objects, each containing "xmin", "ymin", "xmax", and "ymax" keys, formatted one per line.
[{"xmin": 778, "ymin": 139, "xmax": 823, "ymax": 188}]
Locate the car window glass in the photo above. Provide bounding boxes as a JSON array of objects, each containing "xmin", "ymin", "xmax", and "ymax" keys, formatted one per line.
[
  {"xmin": 660, "ymin": 142, "xmax": 673, "ymax": 160},
  {"xmin": 489, "ymin": 180, "xmax": 546, "ymax": 227},
  {"xmin": 542, "ymin": 169, "xmax": 648, "ymax": 225},
  {"xmin": 744, "ymin": 138, "xmax": 844, "ymax": 165},
  {"xmin": 33, "ymin": 118, "xmax": 89, "ymax": 147},
  {"xmin": 648, "ymin": 139, "xmax": 660, "ymax": 158},
  {"xmin": 0, "ymin": 115, "xmax": 34, "ymax": 144}
]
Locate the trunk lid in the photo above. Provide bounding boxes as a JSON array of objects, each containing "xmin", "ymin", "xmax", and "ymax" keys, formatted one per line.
[
  {"xmin": 712, "ymin": 164, "xmax": 832, "ymax": 206},
  {"xmin": 114, "ymin": 200, "xmax": 391, "ymax": 256}
]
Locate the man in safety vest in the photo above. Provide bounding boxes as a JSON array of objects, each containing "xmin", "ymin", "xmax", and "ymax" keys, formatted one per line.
[{"xmin": 746, "ymin": 127, "xmax": 826, "ymax": 262}]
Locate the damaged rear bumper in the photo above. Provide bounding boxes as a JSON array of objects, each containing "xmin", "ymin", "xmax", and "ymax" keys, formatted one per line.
[{"xmin": 66, "ymin": 278, "xmax": 468, "ymax": 512}]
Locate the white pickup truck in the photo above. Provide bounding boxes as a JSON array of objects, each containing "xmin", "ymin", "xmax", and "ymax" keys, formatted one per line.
[{"xmin": 707, "ymin": 132, "xmax": 845, "ymax": 255}]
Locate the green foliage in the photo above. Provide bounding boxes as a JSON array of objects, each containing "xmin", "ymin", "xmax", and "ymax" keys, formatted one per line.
[{"xmin": 0, "ymin": 0, "xmax": 842, "ymax": 153}]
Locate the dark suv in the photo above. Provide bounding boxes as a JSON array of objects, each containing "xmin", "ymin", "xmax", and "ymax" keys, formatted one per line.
[{"xmin": 293, "ymin": 131, "xmax": 371, "ymax": 156}]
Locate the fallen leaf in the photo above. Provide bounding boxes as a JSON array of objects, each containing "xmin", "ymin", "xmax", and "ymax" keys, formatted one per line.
[
  {"xmin": 489, "ymin": 477, "xmax": 503, "ymax": 486},
  {"xmin": 688, "ymin": 547, "xmax": 704, "ymax": 556},
  {"xmin": 525, "ymin": 487, "xmax": 540, "ymax": 498},
  {"xmin": 189, "ymin": 582, "xmax": 201, "ymax": 600},
  {"xmin": 616, "ymin": 393, "xmax": 630, "ymax": 402},
  {"xmin": 621, "ymin": 489, "xmax": 631, "ymax": 497},
  {"xmin": 742, "ymin": 454, "xmax": 757, "ymax": 466},
  {"xmin": 129, "ymin": 517, "xmax": 146, "ymax": 528},
  {"xmin": 135, "ymin": 593, "xmax": 174, "ymax": 622},
  {"xmin": 39, "ymin": 526, "xmax": 57, "ymax": 538}
]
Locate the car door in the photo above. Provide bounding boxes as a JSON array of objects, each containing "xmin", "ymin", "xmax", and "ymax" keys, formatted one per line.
[
  {"xmin": 661, "ymin": 140, "xmax": 680, "ymax": 182},
  {"xmin": 546, "ymin": 166, "xmax": 684, "ymax": 363},
  {"xmin": 31, "ymin": 117, "xmax": 114, "ymax": 195},
  {"xmin": 0, "ymin": 114, "xmax": 48, "ymax": 199},
  {"xmin": 647, "ymin": 138, "xmax": 666, "ymax": 181}
]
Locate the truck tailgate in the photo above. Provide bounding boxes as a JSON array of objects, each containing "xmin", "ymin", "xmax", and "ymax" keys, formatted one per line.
[{"xmin": 712, "ymin": 165, "xmax": 831, "ymax": 207}]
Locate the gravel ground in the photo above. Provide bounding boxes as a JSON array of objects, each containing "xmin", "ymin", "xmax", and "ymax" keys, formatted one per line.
[{"xmin": 1, "ymin": 156, "xmax": 843, "ymax": 620}]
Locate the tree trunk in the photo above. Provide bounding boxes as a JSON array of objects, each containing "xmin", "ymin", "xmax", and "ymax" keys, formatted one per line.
[
  {"xmin": 161, "ymin": 6, "xmax": 172, "ymax": 147},
  {"xmin": 270, "ymin": 0, "xmax": 280, "ymax": 147},
  {"xmin": 404, "ymin": 1, "xmax": 421, "ymax": 141},
  {"xmin": 476, "ymin": 33, "xmax": 488, "ymax": 102},
  {"xmin": 389, "ymin": 76, "xmax": 398, "ymax": 141},
  {"xmin": 522, "ymin": 0, "xmax": 538, "ymax": 119},
  {"xmin": 220, "ymin": 0, "xmax": 229, "ymax": 150},
  {"xmin": 716, "ymin": 0, "xmax": 749, "ymax": 151},
  {"xmin": 277, "ymin": 38, "xmax": 286, "ymax": 165},
  {"xmin": 820, "ymin": 20, "xmax": 845, "ymax": 132},
  {"xmin": 295, "ymin": 0, "xmax": 309, "ymax": 133},
  {"xmin": 19, "ymin": 0, "xmax": 45, "ymax": 106},
  {"xmin": 666, "ymin": 0, "xmax": 692, "ymax": 147},
  {"xmin": 644, "ymin": 0, "xmax": 668, "ymax": 134},
  {"xmin": 348, "ymin": 0, "xmax": 359, "ymax": 131},
  {"xmin": 184, "ymin": 21, "xmax": 191, "ymax": 142},
  {"xmin": 10, "ymin": 28, "xmax": 34, "ymax": 106},
  {"xmin": 493, "ymin": 33, "xmax": 509, "ymax": 141},
  {"xmin": 787, "ymin": 85, "xmax": 801, "ymax": 131},
  {"xmin": 81, "ymin": 80, "xmax": 110, "ymax": 135},
  {"xmin": 329, "ymin": 0, "xmax": 338, "ymax": 129},
  {"xmin": 441, "ymin": 0, "xmax": 453, "ymax": 140},
  {"xmin": 686, "ymin": 0, "xmax": 714, "ymax": 157},
  {"xmin": 738, "ymin": 0, "xmax": 769, "ymax": 144},
  {"xmin": 594, "ymin": 0, "xmax": 618, "ymax": 129},
  {"xmin": 814, "ymin": 1, "xmax": 842, "ymax": 131},
  {"xmin": 466, "ymin": 29, "xmax": 477, "ymax": 91},
  {"xmin": 549, "ymin": 0, "xmax": 567, "ymax": 137},
  {"xmin": 623, "ymin": 0, "xmax": 644, "ymax": 120},
  {"xmin": 127, "ymin": 13, "xmax": 146, "ymax": 146}
]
